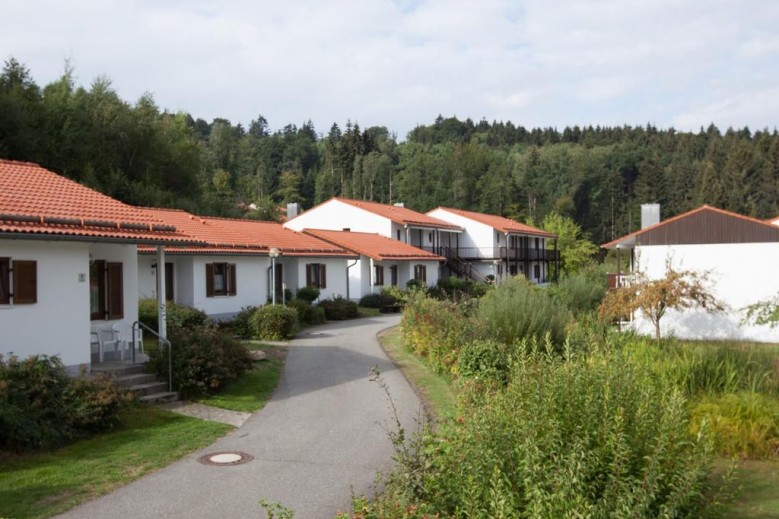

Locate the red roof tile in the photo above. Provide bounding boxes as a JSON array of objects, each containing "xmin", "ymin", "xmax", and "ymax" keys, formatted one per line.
[
  {"xmin": 324, "ymin": 197, "xmax": 462, "ymax": 231},
  {"xmin": 303, "ymin": 229, "xmax": 444, "ymax": 261},
  {"xmin": 430, "ymin": 207, "xmax": 555, "ymax": 237},
  {"xmin": 0, "ymin": 160, "xmax": 192, "ymax": 243}
]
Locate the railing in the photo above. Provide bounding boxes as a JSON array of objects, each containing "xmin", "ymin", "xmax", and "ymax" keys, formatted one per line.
[
  {"xmin": 132, "ymin": 321, "xmax": 173, "ymax": 392},
  {"xmin": 606, "ymin": 273, "xmax": 631, "ymax": 290},
  {"xmin": 448, "ymin": 246, "xmax": 559, "ymax": 261}
]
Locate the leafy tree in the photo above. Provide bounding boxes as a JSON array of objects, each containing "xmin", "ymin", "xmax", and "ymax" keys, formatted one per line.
[
  {"xmin": 541, "ymin": 212, "xmax": 598, "ymax": 277},
  {"xmin": 599, "ymin": 260, "xmax": 724, "ymax": 340}
]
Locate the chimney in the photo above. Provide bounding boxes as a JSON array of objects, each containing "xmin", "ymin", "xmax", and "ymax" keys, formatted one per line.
[
  {"xmin": 287, "ymin": 203, "xmax": 300, "ymax": 219},
  {"xmin": 641, "ymin": 203, "xmax": 660, "ymax": 229},
  {"xmin": 393, "ymin": 202, "xmax": 405, "ymax": 208}
]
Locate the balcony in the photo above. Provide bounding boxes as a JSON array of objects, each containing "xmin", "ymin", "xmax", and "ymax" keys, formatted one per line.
[{"xmin": 606, "ymin": 273, "xmax": 631, "ymax": 289}]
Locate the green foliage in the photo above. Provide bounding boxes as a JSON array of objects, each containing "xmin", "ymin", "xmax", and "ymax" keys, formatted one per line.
[
  {"xmin": 428, "ymin": 276, "xmax": 490, "ymax": 300},
  {"xmin": 542, "ymin": 211, "xmax": 599, "ymax": 276},
  {"xmin": 457, "ymin": 339, "xmax": 509, "ymax": 384},
  {"xmin": 691, "ymin": 392, "xmax": 779, "ymax": 459},
  {"xmin": 295, "ymin": 286, "xmax": 320, "ymax": 304},
  {"xmin": 249, "ymin": 305, "xmax": 298, "ymax": 340},
  {"xmin": 317, "ymin": 296, "xmax": 359, "ymax": 320},
  {"xmin": 359, "ymin": 292, "xmax": 398, "ymax": 308},
  {"xmin": 138, "ymin": 298, "xmax": 209, "ymax": 333},
  {"xmin": 477, "ymin": 276, "xmax": 570, "ymax": 347},
  {"xmin": 148, "ymin": 326, "xmax": 252, "ymax": 398},
  {"xmin": 406, "ymin": 279, "xmax": 426, "ymax": 290},
  {"xmin": 231, "ymin": 305, "xmax": 259, "ymax": 338},
  {"xmin": 287, "ymin": 299, "xmax": 326, "ymax": 325},
  {"xmin": 0, "ymin": 354, "xmax": 128, "ymax": 451},
  {"xmin": 549, "ymin": 264, "xmax": 608, "ymax": 316},
  {"xmin": 742, "ymin": 294, "xmax": 779, "ymax": 328}
]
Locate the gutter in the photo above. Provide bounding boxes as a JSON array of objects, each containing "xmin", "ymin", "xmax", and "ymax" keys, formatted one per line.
[{"xmin": 346, "ymin": 258, "xmax": 359, "ymax": 301}]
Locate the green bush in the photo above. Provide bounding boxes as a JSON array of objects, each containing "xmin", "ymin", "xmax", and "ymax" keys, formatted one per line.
[
  {"xmin": 318, "ymin": 296, "xmax": 359, "ymax": 320},
  {"xmin": 138, "ymin": 298, "xmax": 209, "ymax": 333},
  {"xmin": 406, "ymin": 279, "xmax": 426, "ymax": 291},
  {"xmin": 458, "ymin": 339, "xmax": 509, "ymax": 384},
  {"xmin": 296, "ymin": 286, "xmax": 320, "ymax": 304},
  {"xmin": 430, "ymin": 276, "xmax": 490, "ymax": 300},
  {"xmin": 359, "ymin": 292, "xmax": 398, "ymax": 308},
  {"xmin": 478, "ymin": 276, "xmax": 570, "ymax": 348},
  {"xmin": 691, "ymin": 391, "xmax": 779, "ymax": 459},
  {"xmin": 231, "ymin": 305, "xmax": 259, "ymax": 338},
  {"xmin": 0, "ymin": 355, "xmax": 128, "ymax": 451},
  {"xmin": 288, "ymin": 299, "xmax": 326, "ymax": 325},
  {"xmin": 249, "ymin": 305, "xmax": 298, "ymax": 340},
  {"xmin": 148, "ymin": 325, "xmax": 253, "ymax": 398},
  {"xmin": 550, "ymin": 265, "xmax": 607, "ymax": 316}
]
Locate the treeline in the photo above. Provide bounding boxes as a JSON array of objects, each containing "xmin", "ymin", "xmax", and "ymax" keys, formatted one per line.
[{"xmin": 2, "ymin": 58, "xmax": 778, "ymax": 243}]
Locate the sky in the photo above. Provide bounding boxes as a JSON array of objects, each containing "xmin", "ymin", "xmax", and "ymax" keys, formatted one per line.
[{"xmin": 3, "ymin": 0, "xmax": 778, "ymax": 139}]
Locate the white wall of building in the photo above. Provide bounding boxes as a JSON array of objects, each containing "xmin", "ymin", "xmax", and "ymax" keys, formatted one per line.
[
  {"xmin": 290, "ymin": 257, "xmax": 349, "ymax": 300},
  {"xmin": 189, "ymin": 255, "xmax": 267, "ymax": 320},
  {"xmin": 284, "ymin": 199, "xmax": 392, "ymax": 236},
  {"xmin": 629, "ymin": 243, "xmax": 779, "ymax": 342},
  {"xmin": 0, "ymin": 239, "xmax": 90, "ymax": 369},
  {"xmin": 427, "ymin": 209, "xmax": 491, "ymax": 252},
  {"xmin": 89, "ymin": 242, "xmax": 140, "ymax": 347}
]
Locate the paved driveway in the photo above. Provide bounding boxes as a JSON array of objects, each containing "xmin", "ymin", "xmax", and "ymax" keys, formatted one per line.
[{"xmin": 57, "ymin": 314, "xmax": 421, "ymax": 519}]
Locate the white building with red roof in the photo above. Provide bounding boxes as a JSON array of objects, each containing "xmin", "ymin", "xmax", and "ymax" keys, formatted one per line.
[
  {"xmin": 137, "ymin": 209, "xmax": 356, "ymax": 319},
  {"xmin": 604, "ymin": 204, "xmax": 779, "ymax": 341},
  {"xmin": 427, "ymin": 207, "xmax": 558, "ymax": 284},
  {"xmin": 0, "ymin": 160, "xmax": 196, "ymax": 371}
]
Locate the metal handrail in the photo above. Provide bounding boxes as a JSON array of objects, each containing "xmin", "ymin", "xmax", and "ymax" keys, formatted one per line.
[{"xmin": 132, "ymin": 321, "xmax": 173, "ymax": 392}]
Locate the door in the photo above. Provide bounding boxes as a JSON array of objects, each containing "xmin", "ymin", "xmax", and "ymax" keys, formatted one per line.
[{"xmin": 165, "ymin": 262, "xmax": 174, "ymax": 301}]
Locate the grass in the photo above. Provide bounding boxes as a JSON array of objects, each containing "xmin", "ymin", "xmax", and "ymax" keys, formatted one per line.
[
  {"xmin": 195, "ymin": 341, "xmax": 287, "ymax": 413},
  {"xmin": 358, "ymin": 306, "xmax": 382, "ymax": 318},
  {"xmin": 0, "ymin": 406, "xmax": 231, "ymax": 519},
  {"xmin": 378, "ymin": 326, "xmax": 457, "ymax": 423},
  {"xmin": 721, "ymin": 459, "xmax": 779, "ymax": 518}
]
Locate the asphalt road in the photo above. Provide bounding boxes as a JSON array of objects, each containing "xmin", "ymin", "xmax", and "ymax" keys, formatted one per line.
[{"xmin": 57, "ymin": 314, "xmax": 421, "ymax": 519}]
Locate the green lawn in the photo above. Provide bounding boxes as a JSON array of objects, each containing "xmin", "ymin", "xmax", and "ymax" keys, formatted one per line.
[
  {"xmin": 722, "ymin": 459, "xmax": 779, "ymax": 518},
  {"xmin": 0, "ymin": 406, "xmax": 231, "ymax": 519}
]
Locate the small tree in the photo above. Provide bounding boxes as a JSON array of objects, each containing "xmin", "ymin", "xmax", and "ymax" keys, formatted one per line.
[
  {"xmin": 541, "ymin": 212, "xmax": 598, "ymax": 277},
  {"xmin": 599, "ymin": 261, "xmax": 724, "ymax": 341},
  {"xmin": 742, "ymin": 295, "xmax": 779, "ymax": 328}
]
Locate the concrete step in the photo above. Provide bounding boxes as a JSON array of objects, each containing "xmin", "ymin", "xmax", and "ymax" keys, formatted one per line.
[
  {"xmin": 130, "ymin": 381, "xmax": 169, "ymax": 396},
  {"xmin": 92, "ymin": 363, "xmax": 148, "ymax": 377},
  {"xmin": 139, "ymin": 391, "xmax": 179, "ymax": 404},
  {"xmin": 114, "ymin": 373, "xmax": 158, "ymax": 389}
]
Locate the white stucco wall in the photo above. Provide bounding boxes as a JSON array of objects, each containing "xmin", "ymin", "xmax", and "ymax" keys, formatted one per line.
[
  {"xmin": 629, "ymin": 243, "xmax": 779, "ymax": 342},
  {"xmin": 0, "ymin": 240, "xmax": 90, "ymax": 369},
  {"xmin": 284, "ymin": 199, "xmax": 393, "ymax": 236},
  {"xmin": 428, "ymin": 209, "xmax": 491, "ymax": 251},
  {"xmin": 290, "ymin": 257, "xmax": 349, "ymax": 300},
  {"xmin": 188, "ymin": 255, "xmax": 267, "ymax": 320},
  {"xmin": 137, "ymin": 254, "xmax": 193, "ymax": 304}
]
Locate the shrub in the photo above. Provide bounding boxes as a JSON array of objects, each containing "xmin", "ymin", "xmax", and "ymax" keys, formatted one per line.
[
  {"xmin": 406, "ymin": 279, "xmax": 426, "ymax": 291},
  {"xmin": 288, "ymin": 299, "xmax": 326, "ymax": 325},
  {"xmin": 359, "ymin": 292, "xmax": 398, "ymax": 308},
  {"xmin": 431, "ymin": 276, "xmax": 490, "ymax": 300},
  {"xmin": 296, "ymin": 286, "xmax": 320, "ymax": 304},
  {"xmin": 478, "ymin": 276, "xmax": 570, "ymax": 348},
  {"xmin": 0, "ymin": 354, "xmax": 128, "ymax": 451},
  {"xmin": 138, "ymin": 298, "xmax": 209, "ymax": 333},
  {"xmin": 458, "ymin": 339, "xmax": 509, "ymax": 384},
  {"xmin": 318, "ymin": 296, "xmax": 359, "ymax": 320},
  {"xmin": 148, "ymin": 325, "xmax": 253, "ymax": 398},
  {"xmin": 549, "ymin": 265, "xmax": 607, "ymax": 316},
  {"xmin": 249, "ymin": 305, "xmax": 298, "ymax": 340},
  {"xmin": 690, "ymin": 391, "xmax": 779, "ymax": 459},
  {"xmin": 232, "ymin": 305, "xmax": 259, "ymax": 338}
]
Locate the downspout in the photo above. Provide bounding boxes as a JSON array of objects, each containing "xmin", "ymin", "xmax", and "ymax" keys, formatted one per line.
[
  {"xmin": 267, "ymin": 264, "xmax": 272, "ymax": 302},
  {"xmin": 404, "ymin": 224, "xmax": 410, "ymax": 244},
  {"xmin": 504, "ymin": 232, "xmax": 510, "ymax": 284},
  {"xmin": 369, "ymin": 257, "xmax": 375, "ymax": 294},
  {"xmin": 155, "ymin": 246, "xmax": 167, "ymax": 341},
  {"xmin": 346, "ymin": 258, "xmax": 358, "ymax": 301}
]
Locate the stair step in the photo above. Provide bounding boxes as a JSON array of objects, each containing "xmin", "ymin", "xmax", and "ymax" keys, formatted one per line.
[
  {"xmin": 92, "ymin": 364, "xmax": 148, "ymax": 377},
  {"xmin": 139, "ymin": 391, "xmax": 179, "ymax": 404},
  {"xmin": 114, "ymin": 373, "xmax": 158, "ymax": 388},
  {"xmin": 130, "ymin": 381, "xmax": 169, "ymax": 396}
]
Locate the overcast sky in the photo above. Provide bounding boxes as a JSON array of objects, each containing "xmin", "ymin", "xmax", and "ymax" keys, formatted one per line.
[{"xmin": 4, "ymin": 0, "xmax": 778, "ymax": 139}]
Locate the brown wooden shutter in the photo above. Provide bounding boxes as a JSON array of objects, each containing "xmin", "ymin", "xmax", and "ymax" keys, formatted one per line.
[
  {"xmin": 0, "ymin": 258, "xmax": 9, "ymax": 304},
  {"xmin": 12, "ymin": 260, "xmax": 37, "ymax": 304},
  {"xmin": 306, "ymin": 264, "xmax": 312, "ymax": 287},
  {"xmin": 206, "ymin": 263, "xmax": 215, "ymax": 297},
  {"xmin": 319, "ymin": 264, "xmax": 326, "ymax": 289},
  {"xmin": 107, "ymin": 262, "xmax": 123, "ymax": 319},
  {"xmin": 229, "ymin": 263, "xmax": 237, "ymax": 295},
  {"xmin": 164, "ymin": 262, "xmax": 174, "ymax": 301}
]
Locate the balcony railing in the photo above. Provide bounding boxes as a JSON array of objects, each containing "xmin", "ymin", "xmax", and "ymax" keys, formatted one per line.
[{"xmin": 606, "ymin": 273, "xmax": 631, "ymax": 289}]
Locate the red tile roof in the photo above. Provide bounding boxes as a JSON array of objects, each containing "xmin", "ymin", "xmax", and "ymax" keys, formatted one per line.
[
  {"xmin": 325, "ymin": 197, "xmax": 462, "ymax": 231},
  {"xmin": 138, "ymin": 209, "xmax": 354, "ymax": 257},
  {"xmin": 430, "ymin": 207, "xmax": 555, "ymax": 237},
  {"xmin": 303, "ymin": 229, "xmax": 445, "ymax": 261},
  {"xmin": 602, "ymin": 205, "xmax": 779, "ymax": 249},
  {"xmin": 0, "ymin": 160, "xmax": 192, "ymax": 243}
]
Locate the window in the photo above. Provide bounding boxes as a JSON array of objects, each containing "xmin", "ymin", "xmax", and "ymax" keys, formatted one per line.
[
  {"xmin": 396, "ymin": 229, "xmax": 401, "ymax": 241},
  {"xmin": 374, "ymin": 265, "xmax": 384, "ymax": 286},
  {"xmin": 206, "ymin": 263, "xmax": 237, "ymax": 297},
  {"xmin": 413, "ymin": 264, "xmax": 427, "ymax": 282},
  {"xmin": 390, "ymin": 265, "xmax": 398, "ymax": 286},
  {"xmin": 91, "ymin": 260, "xmax": 122, "ymax": 320},
  {"xmin": 306, "ymin": 263, "xmax": 327, "ymax": 289},
  {"xmin": 0, "ymin": 258, "xmax": 37, "ymax": 305},
  {"xmin": 533, "ymin": 264, "xmax": 541, "ymax": 280}
]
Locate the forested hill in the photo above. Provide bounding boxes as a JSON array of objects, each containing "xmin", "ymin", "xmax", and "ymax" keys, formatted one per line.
[{"xmin": 2, "ymin": 58, "xmax": 778, "ymax": 245}]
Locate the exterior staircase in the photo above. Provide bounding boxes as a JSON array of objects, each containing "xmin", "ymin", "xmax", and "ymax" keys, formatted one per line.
[
  {"xmin": 93, "ymin": 363, "xmax": 178, "ymax": 404},
  {"xmin": 443, "ymin": 247, "xmax": 490, "ymax": 283}
]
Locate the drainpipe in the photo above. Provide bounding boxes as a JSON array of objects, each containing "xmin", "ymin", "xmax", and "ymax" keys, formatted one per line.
[
  {"xmin": 404, "ymin": 224, "xmax": 410, "ymax": 244},
  {"xmin": 369, "ymin": 257, "xmax": 375, "ymax": 294},
  {"xmin": 155, "ymin": 246, "xmax": 167, "ymax": 341},
  {"xmin": 346, "ymin": 258, "xmax": 358, "ymax": 301}
]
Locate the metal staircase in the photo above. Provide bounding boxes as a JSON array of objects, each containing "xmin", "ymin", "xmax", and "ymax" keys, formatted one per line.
[{"xmin": 442, "ymin": 247, "xmax": 490, "ymax": 283}]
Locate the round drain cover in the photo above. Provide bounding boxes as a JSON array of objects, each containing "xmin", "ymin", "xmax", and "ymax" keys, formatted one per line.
[{"xmin": 199, "ymin": 451, "xmax": 253, "ymax": 466}]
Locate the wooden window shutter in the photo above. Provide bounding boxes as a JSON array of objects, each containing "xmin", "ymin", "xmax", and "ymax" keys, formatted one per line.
[
  {"xmin": 107, "ymin": 262, "xmax": 123, "ymax": 319},
  {"xmin": 0, "ymin": 258, "xmax": 9, "ymax": 304},
  {"xmin": 206, "ymin": 263, "xmax": 215, "ymax": 297},
  {"xmin": 12, "ymin": 260, "xmax": 37, "ymax": 304},
  {"xmin": 229, "ymin": 263, "xmax": 237, "ymax": 295},
  {"xmin": 319, "ymin": 264, "xmax": 326, "ymax": 289},
  {"xmin": 306, "ymin": 264, "xmax": 312, "ymax": 287}
]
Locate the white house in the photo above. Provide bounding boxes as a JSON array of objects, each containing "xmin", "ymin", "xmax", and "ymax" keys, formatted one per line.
[
  {"xmin": 138, "ymin": 209, "xmax": 355, "ymax": 319},
  {"xmin": 0, "ymin": 160, "xmax": 194, "ymax": 372},
  {"xmin": 427, "ymin": 207, "xmax": 558, "ymax": 284},
  {"xmin": 303, "ymin": 229, "xmax": 444, "ymax": 299},
  {"xmin": 603, "ymin": 204, "xmax": 779, "ymax": 342}
]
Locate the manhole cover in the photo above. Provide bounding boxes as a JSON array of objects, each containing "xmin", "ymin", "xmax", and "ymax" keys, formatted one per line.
[{"xmin": 199, "ymin": 451, "xmax": 254, "ymax": 466}]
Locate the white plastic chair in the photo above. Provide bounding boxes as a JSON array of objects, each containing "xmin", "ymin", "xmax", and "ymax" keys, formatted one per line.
[{"xmin": 91, "ymin": 325, "xmax": 123, "ymax": 362}]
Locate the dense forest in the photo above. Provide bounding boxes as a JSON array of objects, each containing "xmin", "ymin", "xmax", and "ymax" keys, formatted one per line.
[{"xmin": 2, "ymin": 58, "xmax": 778, "ymax": 245}]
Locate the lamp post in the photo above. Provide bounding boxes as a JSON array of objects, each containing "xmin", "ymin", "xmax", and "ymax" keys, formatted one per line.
[{"xmin": 269, "ymin": 247, "xmax": 280, "ymax": 305}]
